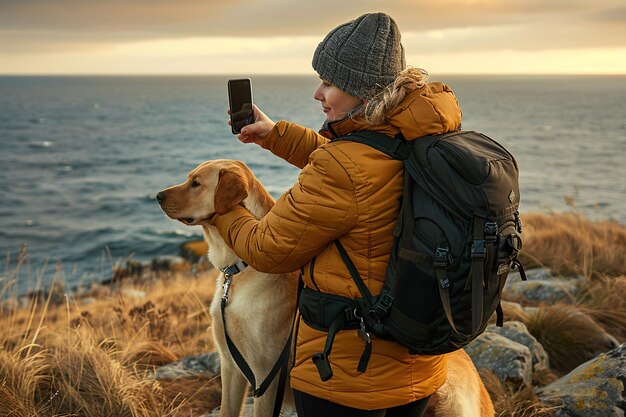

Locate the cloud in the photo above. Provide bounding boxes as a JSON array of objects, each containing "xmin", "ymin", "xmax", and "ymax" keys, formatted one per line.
[
  {"xmin": 1, "ymin": 0, "xmax": 624, "ymax": 46},
  {"xmin": 590, "ymin": 6, "xmax": 626, "ymax": 22},
  {"xmin": 0, "ymin": 0, "xmax": 624, "ymax": 74}
]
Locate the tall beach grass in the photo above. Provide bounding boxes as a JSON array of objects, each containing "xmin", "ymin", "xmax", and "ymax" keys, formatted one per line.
[{"xmin": 1, "ymin": 211, "xmax": 624, "ymax": 417}]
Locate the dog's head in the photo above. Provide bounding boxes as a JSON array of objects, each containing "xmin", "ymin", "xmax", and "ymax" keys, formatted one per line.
[{"xmin": 157, "ymin": 159, "xmax": 255, "ymax": 226}]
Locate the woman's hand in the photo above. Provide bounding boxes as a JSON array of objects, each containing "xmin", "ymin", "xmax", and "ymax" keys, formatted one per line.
[{"xmin": 227, "ymin": 104, "xmax": 275, "ymax": 144}]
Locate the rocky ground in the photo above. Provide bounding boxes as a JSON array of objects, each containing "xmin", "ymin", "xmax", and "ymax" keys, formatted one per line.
[{"xmin": 147, "ymin": 265, "xmax": 625, "ymax": 417}]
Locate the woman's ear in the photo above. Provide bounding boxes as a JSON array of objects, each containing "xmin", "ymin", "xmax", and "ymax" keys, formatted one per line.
[{"xmin": 214, "ymin": 167, "xmax": 249, "ymax": 215}]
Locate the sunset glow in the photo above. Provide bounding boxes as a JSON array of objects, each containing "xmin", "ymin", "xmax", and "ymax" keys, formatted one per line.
[{"xmin": 1, "ymin": 0, "xmax": 624, "ymax": 75}]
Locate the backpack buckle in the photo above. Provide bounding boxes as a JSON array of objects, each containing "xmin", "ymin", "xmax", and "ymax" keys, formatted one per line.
[
  {"xmin": 434, "ymin": 244, "xmax": 450, "ymax": 267},
  {"xmin": 471, "ymin": 240, "xmax": 486, "ymax": 260},
  {"xmin": 484, "ymin": 220, "xmax": 498, "ymax": 242},
  {"xmin": 370, "ymin": 293, "xmax": 394, "ymax": 320}
]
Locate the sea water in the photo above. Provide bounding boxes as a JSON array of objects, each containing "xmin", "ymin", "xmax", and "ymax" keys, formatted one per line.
[{"xmin": 1, "ymin": 75, "xmax": 624, "ymax": 293}]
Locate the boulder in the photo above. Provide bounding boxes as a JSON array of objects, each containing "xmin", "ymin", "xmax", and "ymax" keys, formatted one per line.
[
  {"xmin": 181, "ymin": 240, "xmax": 209, "ymax": 263},
  {"xmin": 151, "ymin": 255, "xmax": 190, "ymax": 273},
  {"xmin": 464, "ymin": 331, "xmax": 533, "ymax": 387},
  {"xmin": 153, "ymin": 351, "xmax": 221, "ymax": 380},
  {"xmin": 497, "ymin": 300, "xmax": 530, "ymax": 324},
  {"xmin": 508, "ymin": 267, "xmax": 553, "ymax": 282},
  {"xmin": 537, "ymin": 343, "xmax": 626, "ymax": 417},
  {"xmin": 487, "ymin": 321, "xmax": 550, "ymax": 371},
  {"xmin": 503, "ymin": 268, "xmax": 586, "ymax": 304}
]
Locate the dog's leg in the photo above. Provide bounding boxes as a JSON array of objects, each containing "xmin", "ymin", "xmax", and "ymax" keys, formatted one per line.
[
  {"xmin": 219, "ymin": 354, "xmax": 248, "ymax": 417},
  {"xmin": 212, "ymin": 292, "xmax": 249, "ymax": 417}
]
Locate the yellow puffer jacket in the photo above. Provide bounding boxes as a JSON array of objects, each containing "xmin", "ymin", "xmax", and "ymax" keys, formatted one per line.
[{"xmin": 213, "ymin": 81, "xmax": 463, "ymax": 409}]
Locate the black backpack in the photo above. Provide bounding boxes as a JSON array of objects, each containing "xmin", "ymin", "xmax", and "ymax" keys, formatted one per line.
[{"xmin": 298, "ymin": 130, "xmax": 527, "ymax": 382}]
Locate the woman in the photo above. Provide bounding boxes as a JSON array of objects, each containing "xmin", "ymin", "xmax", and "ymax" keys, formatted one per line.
[{"xmin": 216, "ymin": 12, "xmax": 462, "ymax": 417}]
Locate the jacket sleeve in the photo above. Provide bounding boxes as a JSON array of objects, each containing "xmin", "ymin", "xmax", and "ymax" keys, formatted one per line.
[
  {"xmin": 211, "ymin": 146, "xmax": 358, "ymax": 273},
  {"xmin": 256, "ymin": 121, "xmax": 329, "ymax": 169}
]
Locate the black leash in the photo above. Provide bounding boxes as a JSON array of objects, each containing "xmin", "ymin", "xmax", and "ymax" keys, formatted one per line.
[{"xmin": 219, "ymin": 261, "xmax": 295, "ymax": 417}]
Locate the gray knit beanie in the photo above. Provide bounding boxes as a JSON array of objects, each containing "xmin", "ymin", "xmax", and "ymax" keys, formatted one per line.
[{"xmin": 312, "ymin": 12, "xmax": 406, "ymax": 99}]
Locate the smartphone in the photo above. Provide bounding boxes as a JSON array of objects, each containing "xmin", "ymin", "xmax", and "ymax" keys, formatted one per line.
[{"xmin": 228, "ymin": 78, "xmax": 254, "ymax": 134}]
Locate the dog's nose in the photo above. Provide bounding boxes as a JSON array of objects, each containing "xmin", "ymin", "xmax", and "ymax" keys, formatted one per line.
[{"xmin": 156, "ymin": 192, "xmax": 166, "ymax": 204}]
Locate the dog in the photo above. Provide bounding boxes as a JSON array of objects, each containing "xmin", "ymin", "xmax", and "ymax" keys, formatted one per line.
[{"xmin": 158, "ymin": 159, "xmax": 495, "ymax": 417}]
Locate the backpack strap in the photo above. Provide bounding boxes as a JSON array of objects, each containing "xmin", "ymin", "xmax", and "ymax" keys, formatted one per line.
[
  {"xmin": 334, "ymin": 131, "xmax": 411, "ymax": 161},
  {"xmin": 311, "ymin": 310, "xmax": 346, "ymax": 381},
  {"xmin": 334, "ymin": 240, "xmax": 374, "ymax": 304},
  {"xmin": 469, "ymin": 216, "xmax": 487, "ymax": 337}
]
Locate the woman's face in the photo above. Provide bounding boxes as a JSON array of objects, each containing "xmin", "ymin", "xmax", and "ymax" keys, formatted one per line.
[{"xmin": 313, "ymin": 80, "xmax": 362, "ymax": 122}]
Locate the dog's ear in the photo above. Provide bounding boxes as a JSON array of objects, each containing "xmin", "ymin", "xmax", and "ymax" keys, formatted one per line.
[{"xmin": 214, "ymin": 167, "xmax": 249, "ymax": 215}]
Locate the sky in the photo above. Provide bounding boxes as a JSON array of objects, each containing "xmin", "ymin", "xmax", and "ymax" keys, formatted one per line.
[{"xmin": 1, "ymin": 0, "xmax": 625, "ymax": 75}]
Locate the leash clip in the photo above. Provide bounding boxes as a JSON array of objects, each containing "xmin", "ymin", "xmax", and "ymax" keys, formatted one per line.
[{"xmin": 221, "ymin": 273, "xmax": 232, "ymax": 303}]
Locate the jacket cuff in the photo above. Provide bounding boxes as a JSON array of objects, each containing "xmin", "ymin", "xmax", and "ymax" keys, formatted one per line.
[
  {"xmin": 210, "ymin": 205, "xmax": 256, "ymax": 247},
  {"xmin": 256, "ymin": 120, "xmax": 291, "ymax": 151}
]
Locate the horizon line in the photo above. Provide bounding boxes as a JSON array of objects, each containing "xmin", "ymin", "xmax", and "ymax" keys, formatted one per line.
[{"xmin": 2, "ymin": 72, "xmax": 626, "ymax": 77}]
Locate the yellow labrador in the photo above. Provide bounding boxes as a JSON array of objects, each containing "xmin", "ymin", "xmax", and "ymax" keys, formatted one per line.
[
  {"xmin": 158, "ymin": 159, "xmax": 494, "ymax": 417},
  {"xmin": 158, "ymin": 159, "xmax": 298, "ymax": 417}
]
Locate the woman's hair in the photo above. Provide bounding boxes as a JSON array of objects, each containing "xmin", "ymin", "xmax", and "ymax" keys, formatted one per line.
[{"xmin": 361, "ymin": 67, "xmax": 429, "ymax": 126}]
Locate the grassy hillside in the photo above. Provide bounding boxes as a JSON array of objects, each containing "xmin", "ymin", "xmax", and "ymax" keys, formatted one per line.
[{"xmin": 1, "ymin": 212, "xmax": 624, "ymax": 417}]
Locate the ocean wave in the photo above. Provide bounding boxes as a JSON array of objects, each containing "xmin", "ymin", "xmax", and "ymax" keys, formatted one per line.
[
  {"xmin": 2, "ymin": 75, "xmax": 624, "ymax": 295},
  {"xmin": 157, "ymin": 228, "xmax": 201, "ymax": 238},
  {"xmin": 28, "ymin": 141, "xmax": 54, "ymax": 148}
]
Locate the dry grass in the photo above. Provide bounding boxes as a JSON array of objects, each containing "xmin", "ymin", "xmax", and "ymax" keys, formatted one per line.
[
  {"xmin": 519, "ymin": 212, "xmax": 626, "ymax": 278},
  {"xmin": 576, "ymin": 275, "xmax": 626, "ymax": 341},
  {"xmin": 0, "ymin": 211, "xmax": 624, "ymax": 416},
  {"xmin": 0, "ymin": 265, "xmax": 220, "ymax": 417},
  {"xmin": 525, "ymin": 303, "xmax": 619, "ymax": 374},
  {"xmin": 480, "ymin": 370, "xmax": 559, "ymax": 417}
]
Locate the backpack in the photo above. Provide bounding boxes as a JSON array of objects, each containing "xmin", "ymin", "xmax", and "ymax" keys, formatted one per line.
[{"xmin": 298, "ymin": 130, "xmax": 527, "ymax": 382}]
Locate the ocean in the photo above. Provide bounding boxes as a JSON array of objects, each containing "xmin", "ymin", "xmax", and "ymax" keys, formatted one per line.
[{"xmin": 1, "ymin": 75, "xmax": 625, "ymax": 294}]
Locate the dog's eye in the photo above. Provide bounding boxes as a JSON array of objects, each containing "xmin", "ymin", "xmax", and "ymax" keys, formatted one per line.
[{"xmin": 190, "ymin": 180, "xmax": 200, "ymax": 188}]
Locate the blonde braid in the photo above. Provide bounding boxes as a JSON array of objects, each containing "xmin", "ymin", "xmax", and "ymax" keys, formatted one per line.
[{"xmin": 362, "ymin": 67, "xmax": 429, "ymax": 125}]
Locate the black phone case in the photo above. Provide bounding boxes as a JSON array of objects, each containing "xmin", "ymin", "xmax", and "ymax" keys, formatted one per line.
[{"xmin": 228, "ymin": 79, "xmax": 254, "ymax": 135}]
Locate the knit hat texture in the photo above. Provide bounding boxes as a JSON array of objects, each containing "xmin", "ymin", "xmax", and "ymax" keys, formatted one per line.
[{"xmin": 312, "ymin": 12, "xmax": 406, "ymax": 99}]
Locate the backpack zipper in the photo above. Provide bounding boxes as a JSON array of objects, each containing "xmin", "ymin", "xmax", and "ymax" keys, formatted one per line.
[
  {"xmin": 408, "ymin": 162, "xmax": 471, "ymax": 221},
  {"xmin": 413, "ymin": 225, "xmax": 439, "ymax": 251},
  {"xmin": 413, "ymin": 223, "xmax": 453, "ymax": 265},
  {"xmin": 436, "ymin": 140, "xmax": 483, "ymax": 185}
]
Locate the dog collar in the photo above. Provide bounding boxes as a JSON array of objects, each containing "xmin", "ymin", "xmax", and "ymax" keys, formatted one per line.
[
  {"xmin": 221, "ymin": 260, "xmax": 248, "ymax": 277},
  {"xmin": 220, "ymin": 260, "xmax": 248, "ymax": 304}
]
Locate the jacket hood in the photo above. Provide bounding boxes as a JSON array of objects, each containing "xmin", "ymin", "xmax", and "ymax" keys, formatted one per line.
[{"xmin": 320, "ymin": 81, "xmax": 462, "ymax": 140}]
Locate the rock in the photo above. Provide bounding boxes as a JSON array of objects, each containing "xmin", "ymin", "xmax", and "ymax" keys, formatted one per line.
[
  {"xmin": 78, "ymin": 297, "xmax": 98, "ymax": 305},
  {"xmin": 110, "ymin": 256, "xmax": 192, "ymax": 281},
  {"xmin": 120, "ymin": 288, "xmax": 146, "ymax": 299},
  {"xmin": 151, "ymin": 255, "xmax": 190, "ymax": 273},
  {"xmin": 503, "ymin": 269, "xmax": 586, "ymax": 304},
  {"xmin": 111, "ymin": 259, "xmax": 153, "ymax": 279},
  {"xmin": 20, "ymin": 281, "xmax": 68, "ymax": 306},
  {"xmin": 202, "ymin": 396, "xmax": 297, "ymax": 417},
  {"xmin": 507, "ymin": 267, "xmax": 553, "ymax": 282},
  {"xmin": 492, "ymin": 300, "xmax": 530, "ymax": 324},
  {"xmin": 154, "ymin": 351, "xmax": 221, "ymax": 380},
  {"xmin": 464, "ymin": 331, "xmax": 533, "ymax": 387},
  {"xmin": 181, "ymin": 240, "xmax": 209, "ymax": 263},
  {"xmin": 487, "ymin": 321, "xmax": 550, "ymax": 372},
  {"xmin": 537, "ymin": 343, "xmax": 626, "ymax": 417}
]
